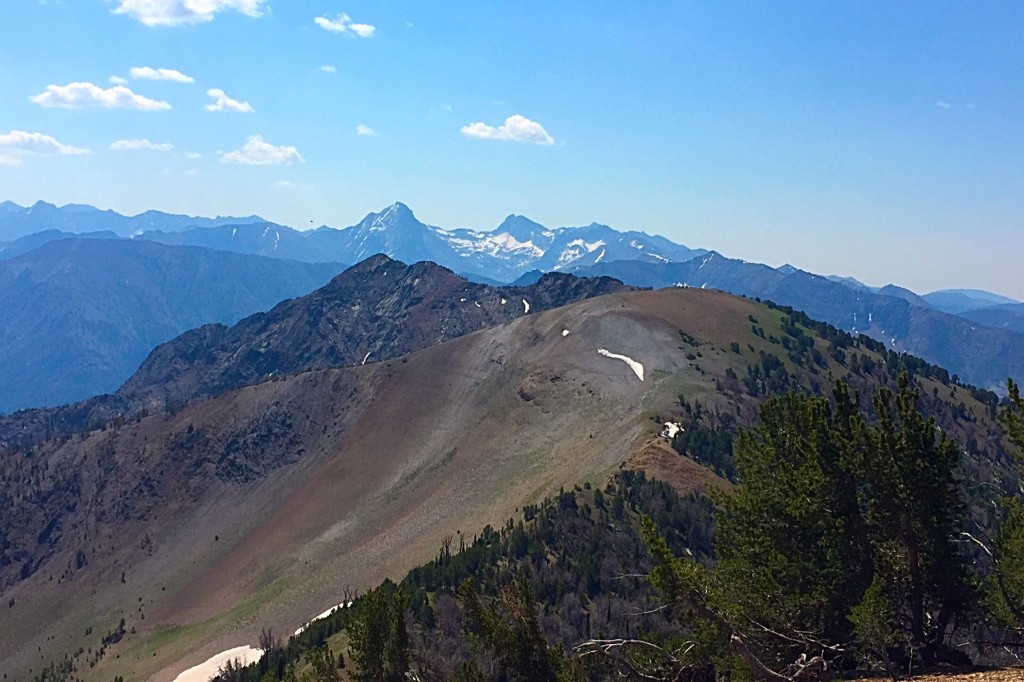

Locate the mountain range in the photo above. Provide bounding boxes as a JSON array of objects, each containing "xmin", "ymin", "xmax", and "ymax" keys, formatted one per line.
[
  {"xmin": 0, "ymin": 199, "xmax": 262, "ymax": 242},
  {"xmin": 1, "ymin": 200, "xmax": 706, "ymax": 283},
  {"xmin": 1, "ymin": 199, "xmax": 1021, "ymax": 415},
  {"xmin": 1, "ymin": 260, "xmax": 1011, "ymax": 681},
  {"xmin": 2, "ymin": 202, "xmax": 1021, "ymax": 680}
]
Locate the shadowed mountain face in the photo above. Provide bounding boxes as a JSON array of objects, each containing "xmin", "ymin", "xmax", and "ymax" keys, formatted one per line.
[
  {"xmin": 572, "ymin": 253, "xmax": 1024, "ymax": 391},
  {"xmin": 0, "ymin": 286, "xmax": 1009, "ymax": 682},
  {"xmin": 0, "ymin": 239, "xmax": 344, "ymax": 414},
  {"xmin": 118, "ymin": 254, "xmax": 632, "ymax": 411}
]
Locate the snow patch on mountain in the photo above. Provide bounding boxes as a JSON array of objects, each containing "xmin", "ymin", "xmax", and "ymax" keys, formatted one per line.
[{"xmin": 598, "ymin": 348, "xmax": 644, "ymax": 381}]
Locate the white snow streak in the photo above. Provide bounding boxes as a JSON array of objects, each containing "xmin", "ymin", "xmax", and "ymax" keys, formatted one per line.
[
  {"xmin": 173, "ymin": 646, "xmax": 264, "ymax": 682},
  {"xmin": 523, "ymin": 299, "xmax": 530, "ymax": 314},
  {"xmin": 293, "ymin": 601, "xmax": 355, "ymax": 636},
  {"xmin": 361, "ymin": 352, "xmax": 371, "ymax": 365},
  {"xmin": 562, "ymin": 329, "xmax": 570, "ymax": 337},
  {"xmin": 597, "ymin": 349, "xmax": 644, "ymax": 381},
  {"xmin": 661, "ymin": 422, "xmax": 682, "ymax": 439}
]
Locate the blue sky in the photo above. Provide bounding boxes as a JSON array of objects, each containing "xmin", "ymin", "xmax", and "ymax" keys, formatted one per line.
[{"xmin": 1, "ymin": 1, "xmax": 1022, "ymax": 297}]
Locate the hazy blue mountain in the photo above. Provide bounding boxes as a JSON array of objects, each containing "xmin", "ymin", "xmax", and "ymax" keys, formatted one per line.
[
  {"xmin": 572, "ymin": 254, "xmax": 1024, "ymax": 391},
  {"xmin": 959, "ymin": 303, "xmax": 1024, "ymax": 335},
  {"xmin": 875, "ymin": 283, "xmax": 933, "ymax": 308},
  {"xmin": 511, "ymin": 269, "xmax": 545, "ymax": 286},
  {"xmin": 0, "ymin": 239, "xmax": 342, "ymax": 413},
  {"xmin": 0, "ymin": 200, "xmax": 263, "ymax": 241},
  {"xmin": 0, "ymin": 229, "xmax": 119, "ymax": 260},
  {"xmin": 824, "ymin": 274, "xmax": 878, "ymax": 291},
  {"xmin": 924, "ymin": 289, "xmax": 1021, "ymax": 314},
  {"xmin": 136, "ymin": 222, "xmax": 330, "ymax": 263}
]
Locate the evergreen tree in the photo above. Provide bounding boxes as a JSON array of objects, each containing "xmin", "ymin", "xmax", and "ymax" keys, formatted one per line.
[
  {"xmin": 347, "ymin": 582, "xmax": 409, "ymax": 682},
  {"xmin": 989, "ymin": 379, "xmax": 1024, "ymax": 633},
  {"xmin": 715, "ymin": 384, "xmax": 871, "ymax": 667},
  {"xmin": 652, "ymin": 378, "xmax": 973, "ymax": 675},
  {"xmin": 457, "ymin": 577, "xmax": 563, "ymax": 682},
  {"xmin": 304, "ymin": 645, "xmax": 341, "ymax": 682},
  {"xmin": 856, "ymin": 376, "xmax": 974, "ymax": 664}
]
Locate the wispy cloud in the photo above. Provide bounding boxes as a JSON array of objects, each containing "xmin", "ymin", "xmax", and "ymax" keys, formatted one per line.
[
  {"xmin": 205, "ymin": 88, "xmax": 254, "ymax": 113},
  {"xmin": 315, "ymin": 13, "xmax": 375, "ymax": 37},
  {"xmin": 111, "ymin": 0, "xmax": 267, "ymax": 26},
  {"xmin": 276, "ymin": 180, "xmax": 299, "ymax": 188},
  {"xmin": 130, "ymin": 66, "xmax": 195, "ymax": 83},
  {"xmin": 109, "ymin": 75, "xmax": 129, "ymax": 85},
  {"xmin": 936, "ymin": 100, "xmax": 952, "ymax": 110},
  {"xmin": 320, "ymin": 65, "xmax": 338, "ymax": 74},
  {"xmin": 185, "ymin": 151, "xmax": 203, "ymax": 159},
  {"xmin": 110, "ymin": 138, "xmax": 174, "ymax": 152},
  {"xmin": 221, "ymin": 135, "xmax": 302, "ymax": 165},
  {"xmin": 0, "ymin": 130, "xmax": 92, "ymax": 165},
  {"xmin": 355, "ymin": 124, "xmax": 379, "ymax": 137},
  {"xmin": 460, "ymin": 114, "xmax": 555, "ymax": 146},
  {"xmin": 31, "ymin": 82, "xmax": 171, "ymax": 110}
]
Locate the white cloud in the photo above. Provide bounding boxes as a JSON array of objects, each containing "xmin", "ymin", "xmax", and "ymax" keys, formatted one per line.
[
  {"xmin": 220, "ymin": 135, "xmax": 302, "ymax": 165},
  {"xmin": 109, "ymin": 75, "xmax": 129, "ymax": 85},
  {"xmin": 185, "ymin": 168, "xmax": 198, "ymax": 175},
  {"xmin": 936, "ymin": 100, "xmax": 952, "ymax": 110},
  {"xmin": 355, "ymin": 124, "xmax": 379, "ymax": 137},
  {"xmin": 110, "ymin": 138, "xmax": 174, "ymax": 151},
  {"xmin": 130, "ymin": 66, "xmax": 195, "ymax": 83},
  {"xmin": 205, "ymin": 88, "xmax": 254, "ymax": 112},
  {"xmin": 0, "ymin": 130, "xmax": 91, "ymax": 156},
  {"xmin": 320, "ymin": 65, "xmax": 338, "ymax": 73},
  {"xmin": 315, "ymin": 13, "xmax": 375, "ymax": 37},
  {"xmin": 111, "ymin": 0, "xmax": 267, "ymax": 26},
  {"xmin": 276, "ymin": 180, "xmax": 298, "ymax": 188},
  {"xmin": 185, "ymin": 151, "xmax": 203, "ymax": 159},
  {"xmin": 0, "ymin": 154, "xmax": 22, "ymax": 166},
  {"xmin": 30, "ymin": 82, "xmax": 171, "ymax": 110},
  {"xmin": 459, "ymin": 114, "xmax": 555, "ymax": 146}
]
